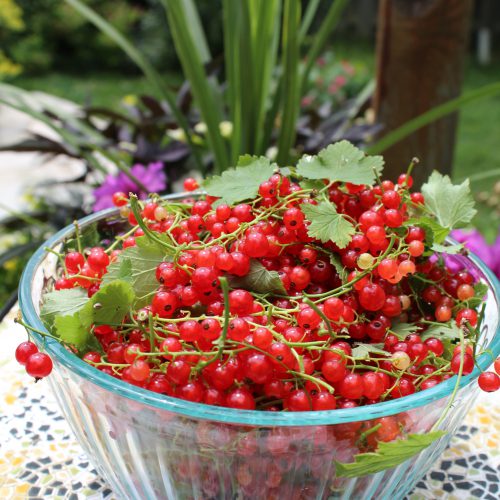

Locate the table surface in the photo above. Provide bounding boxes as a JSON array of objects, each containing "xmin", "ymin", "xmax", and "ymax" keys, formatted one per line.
[{"xmin": 1, "ymin": 307, "xmax": 498, "ymax": 500}]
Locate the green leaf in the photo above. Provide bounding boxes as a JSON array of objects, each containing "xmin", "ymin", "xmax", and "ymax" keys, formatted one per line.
[
  {"xmin": 227, "ymin": 259, "xmax": 286, "ymax": 295},
  {"xmin": 421, "ymin": 171, "xmax": 477, "ymax": 230},
  {"xmin": 54, "ymin": 313, "xmax": 98, "ymax": 351},
  {"xmin": 420, "ymin": 322, "xmax": 462, "ymax": 342},
  {"xmin": 335, "ymin": 431, "xmax": 446, "ymax": 477},
  {"xmin": 431, "ymin": 243, "xmax": 464, "ymax": 255},
  {"xmin": 351, "ymin": 343, "xmax": 390, "ymax": 360},
  {"xmin": 203, "ymin": 156, "xmax": 276, "ymax": 205},
  {"xmin": 473, "ymin": 282, "xmax": 488, "ymax": 299},
  {"xmin": 390, "ymin": 321, "xmax": 419, "ymax": 340},
  {"xmin": 64, "ymin": 0, "xmax": 203, "ymax": 172},
  {"xmin": 80, "ymin": 280, "xmax": 135, "ymax": 326},
  {"xmin": 301, "ymin": 201, "xmax": 355, "ymax": 249},
  {"xmin": 102, "ymin": 236, "xmax": 167, "ymax": 308},
  {"xmin": 405, "ymin": 217, "xmax": 449, "ymax": 246},
  {"xmin": 40, "ymin": 288, "xmax": 89, "ymax": 328},
  {"xmin": 328, "ymin": 253, "xmax": 348, "ymax": 282},
  {"xmin": 297, "ymin": 141, "xmax": 384, "ymax": 186},
  {"xmin": 464, "ymin": 282, "xmax": 489, "ymax": 308},
  {"xmin": 161, "ymin": 0, "xmax": 228, "ymax": 174},
  {"xmin": 301, "ymin": 0, "xmax": 349, "ymax": 92},
  {"xmin": 276, "ymin": 0, "xmax": 301, "ymax": 165},
  {"xmin": 299, "ymin": 179, "xmax": 325, "ymax": 191}
]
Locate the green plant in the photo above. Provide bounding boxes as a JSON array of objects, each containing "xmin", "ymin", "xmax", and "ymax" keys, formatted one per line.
[{"xmin": 65, "ymin": 0, "xmax": 351, "ymax": 173}]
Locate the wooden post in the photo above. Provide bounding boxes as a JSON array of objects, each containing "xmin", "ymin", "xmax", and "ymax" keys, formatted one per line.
[{"xmin": 373, "ymin": 0, "xmax": 473, "ymax": 186}]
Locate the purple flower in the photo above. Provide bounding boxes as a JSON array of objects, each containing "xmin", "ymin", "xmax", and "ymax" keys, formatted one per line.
[
  {"xmin": 93, "ymin": 162, "xmax": 167, "ymax": 212},
  {"xmin": 492, "ymin": 234, "xmax": 500, "ymax": 278},
  {"xmin": 450, "ymin": 229, "xmax": 495, "ymax": 270}
]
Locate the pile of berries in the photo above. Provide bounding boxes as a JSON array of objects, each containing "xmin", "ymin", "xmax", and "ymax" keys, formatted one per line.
[{"xmin": 17, "ymin": 170, "xmax": 500, "ymax": 408}]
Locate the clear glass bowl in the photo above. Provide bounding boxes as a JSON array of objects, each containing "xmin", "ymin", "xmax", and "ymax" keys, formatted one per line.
[{"xmin": 19, "ymin": 197, "xmax": 500, "ymax": 500}]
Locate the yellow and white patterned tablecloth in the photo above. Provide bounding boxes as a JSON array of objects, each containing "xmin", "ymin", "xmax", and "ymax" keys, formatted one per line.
[{"xmin": 1, "ymin": 308, "xmax": 499, "ymax": 500}]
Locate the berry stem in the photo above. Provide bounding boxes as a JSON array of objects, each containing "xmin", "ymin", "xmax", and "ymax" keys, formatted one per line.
[
  {"xmin": 129, "ymin": 195, "xmax": 178, "ymax": 253},
  {"xmin": 197, "ymin": 277, "xmax": 231, "ymax": 370},
  {"xmin": 431, "ymin": 326, "xmax": 466, "ymax": 432},
  {"xmin": 73, "ymin": 220, "xmax": 83, "ymax": 254}
]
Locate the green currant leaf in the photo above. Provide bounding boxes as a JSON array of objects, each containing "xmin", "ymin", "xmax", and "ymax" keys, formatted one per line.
[
  {"xmin": 53, "ymin": 313, "xmax": 99, "ymax": 351},
  {"xmin": 227, "ymin": 259, "xmax": 287, "ymax": 295},
  {"xmin": 389, "ymin": 321, "xmax": 419, "ymax": 340},
  {"xmin": 463, "ymin": 282, "xmax": 489, "ymax": 308},
  {"xmin": 430, "ymin": 243, "xmax": 464, "ymax": 255},
  {"xmin": 296, "ymin": 140, "xmax": 384, "ymax": 185},
  {"xmin": 40, "ymin": 288, "xmax": 89, "ymax": 328},
  {"xmin": 203, "ymin": 155, "xmax": 277, "ymax": 205},
  {"xmin": 421, "ymin": 172, "xmax": 477, "ymax": 230},
  {"xmin": 102, "ymin": 236, "xmax": 168, "ymax": 308},
  {"xmin": 299, "ymin": 179, "xmax": 325, "ymax": 191},
  {"xmin": 301, "ymin": 201, "xmax": 355, "ymax": 249},
  {"xmin": 351, "ymin": 343, "xmax": 390, "ymax": 360},
  {"xmin": 328, "ymin": 253, "xmax": 348, "ymax": 282},
  {"xmin": 473, "ymin": 282, "xmax": 488, "ymax": 299},
  {"xmin": 335, "ymin": 431, "xmax": 447, "ymax": 477},
  {"xmin": 79, "ymin": 280, "xmax": 135, "ymax": 326},
  {"xmin": 420, "ymin": 322, "xmax": 462, "ymax": 342}
]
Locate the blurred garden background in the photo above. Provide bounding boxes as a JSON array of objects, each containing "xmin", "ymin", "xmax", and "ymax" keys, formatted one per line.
[{"xmin": 0, "ymin": 0, "xmax": 499, "ymax": 316}]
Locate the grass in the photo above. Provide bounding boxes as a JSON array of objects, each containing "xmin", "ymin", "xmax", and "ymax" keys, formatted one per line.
[
  {"xmin": 9, "ymin": 44, "xmax": 500, "ymax": 240},
  {"xmin": 11, "ymin": 72, "xmax": 171, "ymax": 107}
]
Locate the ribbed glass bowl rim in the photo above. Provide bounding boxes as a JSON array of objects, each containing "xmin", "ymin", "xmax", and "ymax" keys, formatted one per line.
[{"xmin": 19, "ymin": 194, "xmax": 500, "ymax": 426}]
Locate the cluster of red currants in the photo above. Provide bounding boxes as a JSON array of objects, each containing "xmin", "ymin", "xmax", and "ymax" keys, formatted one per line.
[
  {"xmin": 15, "ymin": 341, "xmax": 52, "ymax": 379},
  {"xmin": 18, "ymin": 170, "xmax": 500, "ymax": 404}
]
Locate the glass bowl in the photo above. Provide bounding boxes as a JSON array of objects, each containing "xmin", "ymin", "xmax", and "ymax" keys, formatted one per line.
[{"xmin": 19, "ymin": 196, "xmax": 500, "ymax": 500}]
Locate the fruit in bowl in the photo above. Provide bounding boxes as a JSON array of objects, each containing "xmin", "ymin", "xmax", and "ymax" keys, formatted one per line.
[{"xmin": 18, "ymin": 141, "xmax": 500, "ymax": 499}]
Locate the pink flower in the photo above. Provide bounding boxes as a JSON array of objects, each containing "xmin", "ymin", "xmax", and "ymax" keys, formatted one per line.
[
  {"xmin": 93, "ymin": 162, "xmax": 167, "ymax": 212},
  {"xmin": 451, "ymin": 229, "xmax": 500, "ymax": 278}
]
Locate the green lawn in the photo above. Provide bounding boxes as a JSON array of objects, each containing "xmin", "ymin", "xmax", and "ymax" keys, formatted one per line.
[
  {"xmin": 11, "ymin": 72, "xmax": 169, "ymax": 108},
  {"xmin": 10, "ymin": 47, "xmax": 500, "ymax": 240}
]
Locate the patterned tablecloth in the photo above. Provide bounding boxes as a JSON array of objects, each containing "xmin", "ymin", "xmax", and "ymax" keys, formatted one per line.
[{"xmin": 1, "ymin": 307, "xmax": 499, "ymax": 500}]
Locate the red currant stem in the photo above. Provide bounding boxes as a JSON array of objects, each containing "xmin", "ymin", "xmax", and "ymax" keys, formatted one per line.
[
  {"xmin": 304, "ymin": 235, "xmax": 397, "ymax": 302},
  {"xmin": 291, "ymin": 349, "xmax": 305, "ymax": 373},
  {"xmin": 129, "ymin": 195, "xmax": 177, "ymax": 253},
  {"xmin": 230, "ymin": 340, "xmax": 291, "ymax": 372},
  {"xmin": 154, "ymin": 314, "xmax": 215, "ymax": 323},
  {"xmin": 73, "ymin": 220, "xmax": 83, "ymax": 254},
  {"xmin": 135, "ymin": 349, "xmax": 206, "ymax": 359},
  {"xmin": 356, "ymin": 423, "xmax": 382, "ymax": 446},
  {"xmin": 106, "ymin": 225, "xmax": 139, "ymax": 253},
  {"xmin": 256, "ymin": 399, "xmax": 283, "ymax": 410},
  {"xmin": 197, "ymin": 277, "xmax": 231, "ymax": 370},
  {"xmin": 303, "ymin": 298, "xmax": 334, "ymax": 337},
  {"xmin": 44, "ymin": 247, "xmax": 67, "ymax": 273},
  {"xmin": 69, "ymin": 273, "xmax": 101, "ymax": 283},
  {"xmin": 406, "ymin": 157, "xmax": 419, "ymax": 179},
  {"xmin": 347, "ymin": 363, "xmax": 395, "ymax": 378},
  {"xmin": 14, "ymin": 317, "xmax": 60, "ymax": 342},
  {"xmin": 266, "ymin": 304, "xmax": 274, "ymax": 325},
  {"xmin": 155, "ymin": 327, "xmax": 181, "ymax": 338},
  {"xmin": 381, "ymin": 369, "xmax": 406, "ymax": 400},
  {"xmin": 95, "ymin": 361, "xmax": 129, "ymax": 368},
  {"xmin": 147, "ymin": 313, "xmax": 159, "ymax": 354},
  {"xmin": 289, "ymin": 370, "xmax": 335, "ymax": 394},
  {"xmin": 372, "ymin": 164, "xmax": 384, "ymax": 189},
  {"xmin": 472, "ymin": 303, "xmax": 486, "ymax": 358},
  {"xmin": 431, "ymin": 326, "xmax": 466, "ymax": 432},
  {"xmin": 415, "ymin": 364, "xmax": 452, "ymax": 386}
]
